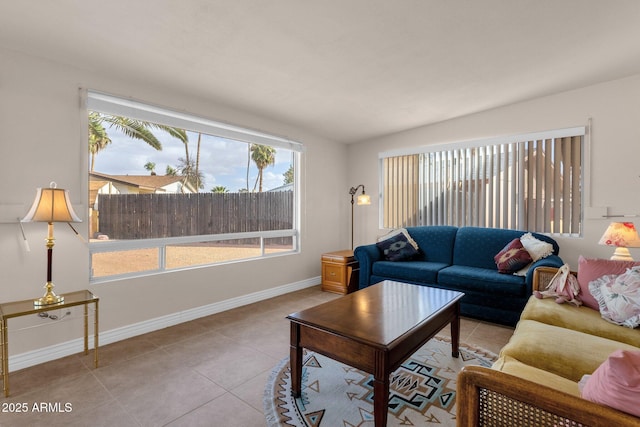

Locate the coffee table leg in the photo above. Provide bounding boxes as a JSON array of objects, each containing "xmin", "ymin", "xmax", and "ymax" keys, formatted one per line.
[
  {"xmin": 290, "ymin": 322, "xmax": 303, "ymax": 397},
  {"xmin": 373, "ymin": 351, "xmax": 389, "ymax": 427},
  {"xmin": 373, "ymin": 376, "xmax": 389, "ymax": 427},
  {"xmin": 451, "ymin": 301, "xmax": 460, "ymax": 358}
]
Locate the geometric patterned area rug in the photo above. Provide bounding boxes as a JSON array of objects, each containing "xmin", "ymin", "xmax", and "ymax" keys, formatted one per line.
[{"xmin": 263, "ymin": 336, "xmax": 497, "ymax": 426}]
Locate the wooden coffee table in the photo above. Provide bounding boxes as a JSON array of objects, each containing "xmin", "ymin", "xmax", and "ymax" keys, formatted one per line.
[{"xmin": 287, "ymin": 280, "xmax": 464, "ymax": 427}]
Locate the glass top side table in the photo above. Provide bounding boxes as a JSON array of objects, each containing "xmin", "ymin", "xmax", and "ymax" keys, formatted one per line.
[{"xmin": 0, "ymin": 290, "xmax": 99, "ymax": 397}]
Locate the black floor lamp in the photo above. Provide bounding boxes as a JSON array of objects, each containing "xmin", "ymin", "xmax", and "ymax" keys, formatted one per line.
[{"xmin": 349, "ymin": 184, "xmax": 371, "ymax": 250}]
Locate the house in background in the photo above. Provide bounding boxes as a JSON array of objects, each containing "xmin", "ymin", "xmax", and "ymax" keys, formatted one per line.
[
  {"xmin": 89, "ymin": 171, "xmax": 196, "ymax": 199},
  {"xmin": 267, "ymin": 183, "xmax": 293, "ymax": 192}
]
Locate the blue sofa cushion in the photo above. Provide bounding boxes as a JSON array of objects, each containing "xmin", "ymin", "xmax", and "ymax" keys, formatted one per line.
[
  {"xmin": 438, "ymin": 265, "xmax": 527, "ymax": 297},
  {"xmin": 404, "ymin": 226, "xmax": 458, "ymax": 264},
  {"xmin": 372, "ymin": 260, "xmax": 449, "ymax": 284}
]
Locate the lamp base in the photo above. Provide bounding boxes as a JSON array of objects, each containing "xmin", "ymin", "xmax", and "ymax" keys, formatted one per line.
[
  {"xmin": 34, "ymin": 282, "xmax": 64, "ymax": 307},
  {"xmin": 610, "ymin": 247, "xmax": 634, "ymax": 261}
]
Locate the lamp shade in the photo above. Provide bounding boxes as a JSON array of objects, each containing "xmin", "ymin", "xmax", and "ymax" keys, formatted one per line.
[
  {"xmin": 598, "ymin": 222, "xmax": 640, "ymax": 248},
  {"xmin": 357, "ymin": 193, "xmax": 371, "ymax": 205},
  {"xmin": 21, "ymin": 185, "xmax": 81, "ymax": 223}
]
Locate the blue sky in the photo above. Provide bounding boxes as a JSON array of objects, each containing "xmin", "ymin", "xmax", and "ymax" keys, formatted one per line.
[{"xmin": 91, "ymin": 128, "xmax": 293, "ymax": 192}]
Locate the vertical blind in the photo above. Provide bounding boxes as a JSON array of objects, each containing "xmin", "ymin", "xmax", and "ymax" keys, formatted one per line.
[
  {"xmin": 380, "ymin": 128, "xmax": 584, "ymax": 235},
  {"xmin": 382, "ymin": 154, "xmax": 419, "ymax": 228}
]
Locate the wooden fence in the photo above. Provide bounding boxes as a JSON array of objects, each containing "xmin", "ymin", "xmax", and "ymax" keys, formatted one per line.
[{"xmin": 96, "ymin": 192, "xmax": 293, "ymax": 240}]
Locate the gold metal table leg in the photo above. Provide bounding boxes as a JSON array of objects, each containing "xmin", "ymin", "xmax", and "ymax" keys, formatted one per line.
[
  {"xmin": 2, "ymin": 318, "xmax": 8, "ymax": 397},
  {"xmin": 84, "ymin": 303, "xmax": 88, "ymax": 355},
  {"xmin": 94, "ymin": 300, "xmax": 99, "ymax": 368}
]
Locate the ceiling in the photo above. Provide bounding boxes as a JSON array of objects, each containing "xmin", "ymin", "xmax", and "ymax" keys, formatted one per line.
[{"xmin": 2, "ymin": 1, "xmax": 640, "ymax": 143}]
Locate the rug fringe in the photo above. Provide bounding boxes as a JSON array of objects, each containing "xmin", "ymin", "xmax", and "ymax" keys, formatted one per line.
[{"xmin": 264, "ymin": 356, "xmax": 291, "ymax": 427}]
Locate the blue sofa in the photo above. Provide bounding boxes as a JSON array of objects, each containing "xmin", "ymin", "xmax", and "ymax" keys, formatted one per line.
[{"xmin": 354, "ymin": 226, "xmax": 564, "ymax": 326}]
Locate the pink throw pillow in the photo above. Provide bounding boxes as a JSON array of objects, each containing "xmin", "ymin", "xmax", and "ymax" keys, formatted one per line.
[
  {"xmin": 581, "ymin": 349, "xmax": 640, "ymax": 417},
  {"xmin": 577, "ymin": 256, "xmax": 640, "ymax": 310}
]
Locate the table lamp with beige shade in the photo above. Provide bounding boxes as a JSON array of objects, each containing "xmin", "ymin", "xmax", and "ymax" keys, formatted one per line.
[{"xmin": 21, "ymin": 182, "xmax": 82, "ymax": 306}]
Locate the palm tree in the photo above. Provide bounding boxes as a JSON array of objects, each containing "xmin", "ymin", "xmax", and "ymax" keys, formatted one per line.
[
  {"xmin": 246, "ymin": 143, "xmax": 251, "ymax": 192},
  {"xmin": 88, "ymin": 111, "xmax": 188, "ymax": 171},
  {"xmin": 251, "ymin": 144, "xmax": 276, "ymax": 192},
  {"xmin": 211, "ymin": 186, "xmax": 229, "ymax": 193},
  {"xmin": 283, "ymin": 164, "xmax": 294, "ymax": 185},
  {"xmin": 195, "ymin": 133, "xmax": 202, "ymax": 190},
  {"xmin": 176, "ymin": 157, "xmax": 204, "ymax": 190},
  {"xmin": 176, "ymin": 131, "xmax": 206, "ymax": 190},
  {"xmin": 89, "ymin": 112, "xmax": 112, "ymax": 171},
  {"xmin": 166, "ymin": 165, "xmax": 178, "ymax": 176},
  {"xmin": 144, "ymin": 161, "xmax": 156, "ymax": 175}
]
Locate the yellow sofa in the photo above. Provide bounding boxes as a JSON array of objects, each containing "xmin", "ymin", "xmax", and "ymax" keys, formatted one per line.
[{"xmin": 457, "ymin": 266, "xmax": 640, "ymax": 426}]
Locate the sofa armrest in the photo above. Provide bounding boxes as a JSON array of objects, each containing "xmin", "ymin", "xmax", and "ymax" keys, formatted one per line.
[
  {"xmin": 532, "ymin": 265, "xmax": 578, "ymax": 292},
  {"xmin": 524, "ymin": 254, "xmax": 564, "ymax": 293},
  {"xmin": 353, "ymin": 244, "xmax": 382, "ymax": 289},
  {"xmin": 457, "ymin": 365, "xmax": 639, "ymax": 427}
]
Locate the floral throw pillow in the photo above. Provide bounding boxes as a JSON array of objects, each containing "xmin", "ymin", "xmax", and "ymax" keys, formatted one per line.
[
  {"xmin": 494, "ymin": 238, "xmax": 534, "ymax": 274},
  {"xmin": 588, "ymin": 266, "xmax": 640, "ymax": 328}
]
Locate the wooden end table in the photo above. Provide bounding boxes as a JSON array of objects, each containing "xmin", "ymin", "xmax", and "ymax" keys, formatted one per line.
[
  {"xmin": 320, "ymin": 249, "xmax": 359, "ymax": 294},
  {"xmin": 287, "ymin": 280, "xmax": 464, "ymax": 427}
]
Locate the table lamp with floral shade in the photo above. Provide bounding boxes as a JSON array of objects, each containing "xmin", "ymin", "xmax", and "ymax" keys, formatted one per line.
[{"xmin": 598, "ymin": 222, "xmax": 640, "ymax": 261}]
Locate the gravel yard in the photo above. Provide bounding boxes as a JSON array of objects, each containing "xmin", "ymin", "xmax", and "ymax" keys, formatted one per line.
[{"xmin": 91, "ymin": 243, "xmax": 290, "ymax": 277}]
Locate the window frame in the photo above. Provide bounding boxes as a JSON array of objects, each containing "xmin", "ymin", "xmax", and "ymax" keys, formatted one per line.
[{"xmin": 85, "ymin": 90, "xmax": 303, "ymax": 283}]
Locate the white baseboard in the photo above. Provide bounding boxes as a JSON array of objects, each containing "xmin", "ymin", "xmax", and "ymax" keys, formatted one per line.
[{"xmin": 8, "ymin": 276, "xmax": 320, "ymax": 372}]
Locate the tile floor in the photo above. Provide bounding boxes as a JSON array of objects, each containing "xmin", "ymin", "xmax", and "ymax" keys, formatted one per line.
[{"xmin": 0, "ymin": 285, "xmax": 514, "ymax": 427}]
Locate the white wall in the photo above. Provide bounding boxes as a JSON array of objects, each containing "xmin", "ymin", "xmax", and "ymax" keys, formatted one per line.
[
  {"xmin": 0, "ymin": 47, "xmax": 350, "ymax": 357},
  {"xmin": 348, "ymin": 73, "xmax": 640, "ymax": 268}
]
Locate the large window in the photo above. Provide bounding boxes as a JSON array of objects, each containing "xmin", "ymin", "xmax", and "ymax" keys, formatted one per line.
[
  {"xmin": 381, "ymin": 127, "xmax": 584, "ymax": 236},
  {"xmin": 86, "ymin": 91, "xmax": 302, "ymax": 282}
]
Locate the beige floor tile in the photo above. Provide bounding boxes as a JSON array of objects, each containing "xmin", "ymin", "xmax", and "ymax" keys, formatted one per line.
[
  {"xmin": 217, "ymin": 316, "xmax": 287, "ymax": 347},
  {"xmin": 0, "ymin": 354, "xmax": 88, "ymax": 399},
  {"xmin": 143, "ymin": 319, "xmax": 211, "ymax": 347},
  {"xmin": 231, "ymin": 368, "xmax": 273, "ymax": 412},
  {"xmin": 0, "ymin": 373, "xmax": 113, "ymax": 427},
  {"xmin": 165, "ymin": 392, "xmax": 265, "ymax": 427},
  {"xmin": 79, "ymin": 333, "xmax": 160, "ymax": 369},
  {"xmin": 92, "ymin": 348, "xmax": 182, "ymax": 395},
  {"xmin": 244, "ymin": 330, "xmax": 291, "ymax": 360},
  {"xmin": 115, "ymin": 368, "xmax": 226, "ymax": 427},
  {"xmin": 467, "ymin": 320, "xmax": 514, "ymax": 355},
  {"xmin": 51, "ymin": 399, "xmax": 137, "ymax": 427},
  {"xmin": 162, "ymin": 330, "xmax": 240, "ymax": 367},
  {"xmin": 193, "ymin": 345, "xmax": 278, "ymax": 390},
  {"xmin": 435, "ymin": 316, "xmax": 481, "ymax": 343}
]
